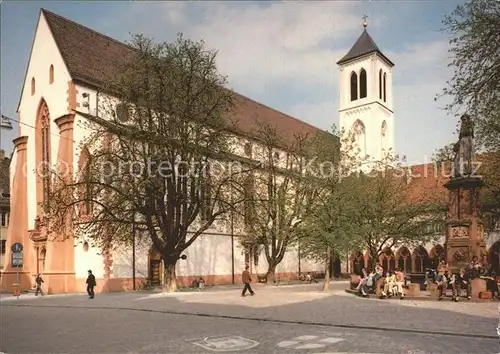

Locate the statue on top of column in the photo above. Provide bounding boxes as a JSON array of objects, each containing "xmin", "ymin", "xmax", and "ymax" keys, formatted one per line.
[{"xmin": 452, "ymin": 114, "xmax": 475, "ymax": 178}]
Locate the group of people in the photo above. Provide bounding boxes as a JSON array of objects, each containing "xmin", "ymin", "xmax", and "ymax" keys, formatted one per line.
[
  {"xmin": 33, "ymin": 270, "xmax": 96, "ymax": 299},
  {"xmin": 433, "ymin": 257, "xmax": 500, "ymax": 301},
  {"xmin": 355, "ymin": 255, "xmax": 500, "ymax": 301},
  {"xmin": 356, "ymin": 265, "xmax": 406, "ymax": 299}
]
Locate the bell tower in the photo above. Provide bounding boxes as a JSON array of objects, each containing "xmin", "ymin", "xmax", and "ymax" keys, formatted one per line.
[{"xmin": 338, "ymin": 16, "xmax": 395, "ymax": 166}]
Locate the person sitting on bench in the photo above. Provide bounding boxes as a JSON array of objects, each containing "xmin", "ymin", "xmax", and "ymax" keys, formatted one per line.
[
  {"xmin": 305, "ymin": 272, "xmax": 319, "ymax": 284},
  {"xmin": 451, "ymin": 268, "xmax": 470, "ymax": 301},
  {"xmin": 382, "ymin": 271, "xmax": 397, "ymax": 297},
  {"xmin": 481, "ymin": 266, "xmax": 499, "ymax": 300},
  {"xmin": 436, "ymin": 270, "xmax": 449, "ymax": 300},
  {"xmin": 395, "ymin": 268, "xmax": 405, "ymax": 299}
]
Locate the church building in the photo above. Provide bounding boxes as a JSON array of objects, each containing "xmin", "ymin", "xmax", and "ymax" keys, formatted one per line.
[{"xmin": 2, "ymin": 9, "xmax": 500, "ymax": 294}]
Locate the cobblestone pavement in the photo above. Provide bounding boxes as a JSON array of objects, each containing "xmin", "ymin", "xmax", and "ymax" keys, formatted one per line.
[{"xmin": 1, "ymin": 282, "xmax": 498, "ymax": 353}]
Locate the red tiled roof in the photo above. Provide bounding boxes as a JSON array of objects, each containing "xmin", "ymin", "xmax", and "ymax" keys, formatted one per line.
[
  {"xmin": 404, "ymin": 153, "xmax": 500, "ymax": 207},
  {"xmin": 41, "ymin": 9, "xmax": 323, "ymax": 144},
  {"xmin": 405, "ymin": 162, "xmax": 450, "ymax": 205}
]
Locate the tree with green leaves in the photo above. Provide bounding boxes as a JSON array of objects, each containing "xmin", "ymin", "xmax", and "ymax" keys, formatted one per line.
[
  {"xmin": 431, "ymin": 142, "xmax": 455, "ymax": 162},
  {"xmin": 46, "ymin": 34, "xmax": 250, "ymax": 292},
  {"xmin": 237, "ymin": 123, "xmax": 324, "ymax": 283},
  {"xmin": 441, "ymin": 0, "xmax": 500, "ymax": 227},
  {"xmin": 338, "ymin": 162, "xmax": 446, "ymax": 265},
  {"xmin": 441, "ymin": 0, "xmax": 500, "ymax": 151},
  {"xmin": 291, "ymin": 126, "xmax": 360, "ymax": 290}
]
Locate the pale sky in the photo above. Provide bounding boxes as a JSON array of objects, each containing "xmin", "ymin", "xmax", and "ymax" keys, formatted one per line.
[{"xmin": 1, "ymin": 1, "xmax": 464, "ymax": 163}]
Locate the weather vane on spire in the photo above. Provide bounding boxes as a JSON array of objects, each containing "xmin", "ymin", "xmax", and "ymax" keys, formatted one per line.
[{"xmin": 362, "ymin": 14, "xmax": 368, "ymax": 28}]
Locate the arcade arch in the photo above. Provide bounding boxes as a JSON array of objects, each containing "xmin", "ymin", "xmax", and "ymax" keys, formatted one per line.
[
  {"xmin": 429, "ymin": 244, "xmax": 445, "ymax": 268},
  {"xmin": 488, "ymin": 241, "xmax": 500, "ymax": 273},
  {"xmin": 396, "ymin": 246, "xmax": 412, "ymax": 273},
  {"xmin": 379, "ymin": 247, "xmax": 395, "ymax": 272},
  {"xmin": 413, "ymin": 246, "xmax": 429, "ymax": 273},
  {"xmin": 350, "ymin": 251, "xmax": 364, "ymax": 275}
]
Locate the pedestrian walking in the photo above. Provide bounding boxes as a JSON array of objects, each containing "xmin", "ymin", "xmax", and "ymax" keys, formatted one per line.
[
  {"xmin": 241, "ymin": 265, "xmax": 255, "ymax": 297},
  {"xmin": 35, "ymin": 273, "xmax": 44, "ymax": 296},
  {"xmin": 86, "ymin": 270, "xmax": 96, "ymax": 299}
]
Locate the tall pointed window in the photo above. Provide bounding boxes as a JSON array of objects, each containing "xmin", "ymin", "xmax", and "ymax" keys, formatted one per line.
[
  {"xmin": 350, "ymin": 72, "xmax": 358, "ymax": 101},
  {"xmin": 379, "ymin": 69, "xmax": 383, "ymax": 99},
  {"xmin": 359, "ymin": 69, "xmax": 367, "ymax": 99},
  {"xmin": 383, "ymin": 72, "xmax": 387, "ymax": 102},
  {"xmin": 352, "ymin": 119, "xmax": 366, "ymax": 157},
  {"xmin": 31, "ymin": 77, "xmax": 36, "ymax": 96},
  {"xmin": 381, "ymin": 120, "xmax": 387, "ymax": 159},
  {"xmin": 78, "ymin": 147, "xmax": 93, "ymax": 216},
  {"xmin": 40, "ymin": 103, "xmax": 51, "ymax": 212}
]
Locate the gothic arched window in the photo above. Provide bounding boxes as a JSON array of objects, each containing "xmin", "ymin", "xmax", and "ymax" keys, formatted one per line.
[
  {"xmin": 78, "ymin": 147, "xmax": 93, "ymax": 216},
  {"xmin": 31, "ymin": 77, "xmax": 36, "ymax": 96},
  {"xmin": 383, "ymin": 72, "xmax": 387, "ymax": 102},
  {"xmin": 359, "ymin": 69, "xmax": 367, "ymax": 99},
  {"xmin": 381, "ymin": 120, "xmax": 387, "ymax": 159},
  {"xmin": 38, "ymin": 102, "xmax": 51, "ymax": 213},
  {"xmin": 350, "ymin": 72, "xmax": 358, "ymax": 101},
  {"xmin": 378, "ymin": 69, "xmax": 383, "ymax": 99},
  {"xmin": 352, "ymin": 119, "xmax": 366, "ymax": 157}
]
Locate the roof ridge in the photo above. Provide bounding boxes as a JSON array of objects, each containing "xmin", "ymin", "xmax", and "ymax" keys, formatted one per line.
[
  {"xmin": 232, "ymin": 91, "xmax": 325, "ymax": 134},
  {"xmin": 41, "ymin": 8, "xmax": 136, "ymax": 53}
]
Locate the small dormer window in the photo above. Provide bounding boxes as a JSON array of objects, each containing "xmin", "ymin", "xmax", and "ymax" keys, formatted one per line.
[
  {"xmin": 115, "ymin": 103, "xmax": 130, "ymax": 122},
  {"xmin": 49, "ymin": 65, "xmax": 54, "ymax": 84}
]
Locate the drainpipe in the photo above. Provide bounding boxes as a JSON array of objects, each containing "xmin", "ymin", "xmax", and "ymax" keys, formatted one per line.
[
  {"xmin": 95, "ymin": 91, "xmax": 100, "ymax": 117},
  {"xmin": 298, "ymin": 240, "xmax": 301, "ymax": 276},
  {"xmin": 230, "ymin": 185, "xmax": 235, "ymax": 284},
  {"xmin": 132, "ymin": 214, "xmax": 136, "ymax": 290}
]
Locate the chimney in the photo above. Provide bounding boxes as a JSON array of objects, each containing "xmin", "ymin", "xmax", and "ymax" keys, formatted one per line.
[{"xmin": 0, "ymin": 150, "xmax": 4, "ymax": 160}]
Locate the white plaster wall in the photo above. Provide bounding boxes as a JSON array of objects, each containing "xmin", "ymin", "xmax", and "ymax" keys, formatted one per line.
[
  {"xmin": 177, "ymin": 233, "xmax": 244, "ymax": 276},
  {"xmin": 252, "ymin": 246, "xmax": 323, "ymax": 276},
  {"xmin": 111, "ymin": 238, "xmax": 149, "ymax": 278},
  {"xmin": 18, "ymin": 12, "xmax": 72, "ymax": 231},
  {"xmin": 74, "ymin": 242, "xmax": 105, "ymax": 279}
]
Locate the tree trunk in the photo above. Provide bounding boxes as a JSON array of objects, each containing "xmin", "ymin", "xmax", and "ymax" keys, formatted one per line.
[
  {"xmin": 163, "ymin": 261, "xmax": 178, "ymax": 292},
  {"xmin": 266, "ymin": 263, "xmax": 277, "ymax": 284},
  {"xmin": 323, "ymin": 246, "xmax": 331, "ymax": 292}
]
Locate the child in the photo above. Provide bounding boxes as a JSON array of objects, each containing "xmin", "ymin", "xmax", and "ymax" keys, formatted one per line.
[{"xmin": 198, "ymin": 277, "xmax": 205, "ymax": 291}]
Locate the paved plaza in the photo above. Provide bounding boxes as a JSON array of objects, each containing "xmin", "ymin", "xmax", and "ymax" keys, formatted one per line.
[{"xmin": 1, "ymin": 282, "xmax": 499, "ymax": 353}]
